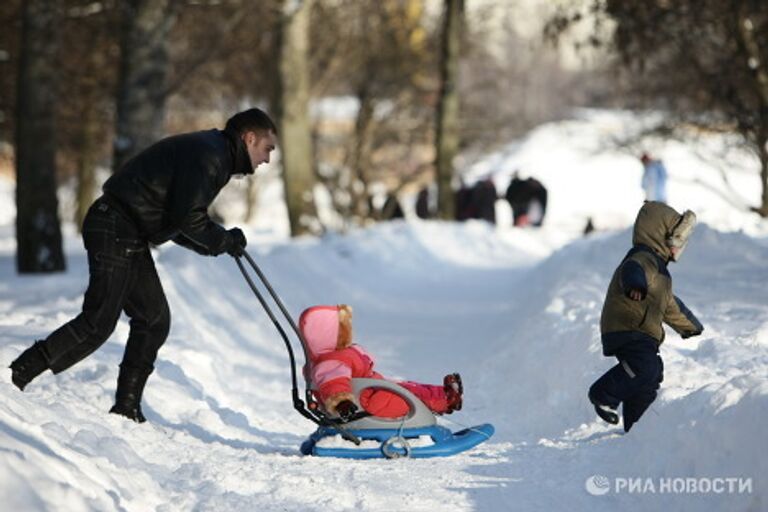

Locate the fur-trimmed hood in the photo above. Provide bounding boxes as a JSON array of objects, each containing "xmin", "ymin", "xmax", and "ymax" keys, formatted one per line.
[
  {"xmin": 632, "ymin": 201, "xmax": 696, "ymax": 262},
  {"xmin": 298, "ymin": 304, "xmax": 353, "ymax": 360}
]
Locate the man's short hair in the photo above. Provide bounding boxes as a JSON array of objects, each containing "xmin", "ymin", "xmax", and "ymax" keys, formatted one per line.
[{"xmin": 225, "ymin": 108, "xmax": 277, "ymax": 136}]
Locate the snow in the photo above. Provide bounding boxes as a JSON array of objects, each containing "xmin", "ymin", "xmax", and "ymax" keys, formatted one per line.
[{"xmin": 1, "ymin": 110, "xmax": 767, "ymax": 511}]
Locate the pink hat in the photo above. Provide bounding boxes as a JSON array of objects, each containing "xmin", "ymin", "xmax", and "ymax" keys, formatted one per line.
[{"xmin": 299, "ymin": 305, "xmax": 340, "ymax": 359}]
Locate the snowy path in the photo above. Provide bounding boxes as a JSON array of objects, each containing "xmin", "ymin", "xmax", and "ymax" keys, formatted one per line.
[{"xmin": 2, "ymin": 219, "xmax": 766, "ymax": 511}]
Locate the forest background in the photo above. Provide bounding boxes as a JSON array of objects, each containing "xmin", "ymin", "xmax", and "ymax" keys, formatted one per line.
[{"xmin": 1, "ymin": 0, "xmax": 767, "ymax": 273}]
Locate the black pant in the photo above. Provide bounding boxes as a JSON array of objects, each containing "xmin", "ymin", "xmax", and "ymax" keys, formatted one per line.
[
  {"xmin": 41, "ymin": 197, "xmax": 170, "ymax": 374},
  {"xmin": 589, "ymin": 338, "xmax": 664, "ymax": 431}
]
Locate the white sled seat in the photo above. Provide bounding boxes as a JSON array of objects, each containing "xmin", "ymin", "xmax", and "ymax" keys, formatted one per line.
[{"xmin": 343, "ymin": 378, "xmax": 437, "ymax": 430}]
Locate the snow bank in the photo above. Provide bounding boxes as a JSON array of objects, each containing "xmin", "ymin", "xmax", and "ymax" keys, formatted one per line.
[{"xmin": 2, "ymin": 220, "xmax": 765, "ymax": 511}]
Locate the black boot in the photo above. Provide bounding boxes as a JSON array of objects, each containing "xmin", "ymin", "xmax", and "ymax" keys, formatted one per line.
[
  {"xmin": 109, "ymin": 365, "xmax": 152, "ymax": 423},
  {"xmin": 589, "ymin": 390, "xmax": 619, "ymax": 425},
  {"xmin": 10, "ymin": 341, "xmax": 50, "ymax": 391}
]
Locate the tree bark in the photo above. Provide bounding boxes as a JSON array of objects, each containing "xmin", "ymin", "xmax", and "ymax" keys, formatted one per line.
[
  {"xmin": 756, "ymin": 129, "xmax": 768, "ymax": 216},
  {"xmin": 348, "ymin": 89, "xmax": 374, "ymax": 222},
  {"xmin": 244, "ymin": 178, "xmax": 260, "ymax": 223},
  {"xmin": 276, "ymin": 0, "xmax": 316, "ymax": 236},
  {"xmin": 434, "ymin": 0, "xmax": 464, "ymax": 221},
  {"xmin": 736, "ymin": 6, "xmax": 768, "ymax": 216},
  {"xmin": 75, "ymin": 106, "xmax": 99, "ymax": 231},
  {"xmin": 15, "ymin": 0, "xmax": 66, "ymax": 273},
  {"xmin": 113, "ymin": 0, "xmax": 177, "ymax": 171}
]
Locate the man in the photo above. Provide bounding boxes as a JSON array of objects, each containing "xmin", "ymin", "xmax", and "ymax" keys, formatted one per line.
[{"xmin": 9, "ymin": 108, "xmax": 277, "ymax": 423}]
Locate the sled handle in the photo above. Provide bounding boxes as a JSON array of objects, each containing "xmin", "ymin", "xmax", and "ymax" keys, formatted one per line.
[
  {"xmin": 240, "ymin": 251, "xmax": 312, "ymax": 362},
  {"xmin": 233, "ymin": 252, "xmax": 313, "ymax": 420},
  {"xmin": 233, "ymin": 251, "xmax": 362, "ymax": 439}
]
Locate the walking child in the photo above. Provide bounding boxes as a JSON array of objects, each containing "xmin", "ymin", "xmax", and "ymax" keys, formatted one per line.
[{"xmin": 589, "ymin": 201, "xmax": 703, "ymax": 432}]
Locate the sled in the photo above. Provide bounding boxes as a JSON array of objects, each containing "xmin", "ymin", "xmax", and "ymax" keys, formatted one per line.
[
  {"xmin": 233, "ymin": 252, "xmax": 494, "ymax": 460},
  {"xmin": 300, "ymin": 379, "xmax": 495, "ymax": 459}
]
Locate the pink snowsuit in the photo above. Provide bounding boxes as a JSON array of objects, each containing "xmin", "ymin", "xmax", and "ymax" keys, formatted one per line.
[{"xmin": 299, "ymin": 305, "xmax": 450, "ymax": 418}]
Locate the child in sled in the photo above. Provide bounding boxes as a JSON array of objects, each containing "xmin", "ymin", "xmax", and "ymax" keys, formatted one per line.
[
  {"xmin": 588, "ymin": 201, "xmax": 704, "ymax": 432},
  {"xmin": 298, "ymin": 304, "xmax": 463, "ymax": 420}
]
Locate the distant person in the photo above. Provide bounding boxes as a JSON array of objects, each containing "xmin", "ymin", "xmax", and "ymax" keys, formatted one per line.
[
  {"xmin": 640, "ymin": 153, "xmax": 668, "ymax": 203},
  {"xmin": 588, "ymin": 201, "xmax": 703, "ymax": 432},
  {"xmin": 381, "ymin": 193, "xmax": 404, "ymax": 220},
  {"xmin": 455, "ymin": 179, "xmax": 474, "ymax": 221},
  {"xmin": 299, "ymin": 304, "xmax": 463, "ymax": 419},
  {"xmin": 415, "ymin": 187, "xmax": 431, "ymax": 219},
  {"xmin": 471, "ymin": 178, "xmax": 497, "ymax": 224},
  {"xmin": 505, "ymin": 173, "xmax": 548, "ymax": 227},
  {"xmin": 10, "ymin": 108, "xmax": 278, "ymax": 423},
  {"xmin": 583, "ymin": 217, "xmax": 595, "ymax": 236}
]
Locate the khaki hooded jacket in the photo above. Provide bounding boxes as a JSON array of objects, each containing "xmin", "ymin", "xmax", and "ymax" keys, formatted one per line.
[{"xmin": 600, "ymin": 202, "xmax": 703, "ymax": 355}]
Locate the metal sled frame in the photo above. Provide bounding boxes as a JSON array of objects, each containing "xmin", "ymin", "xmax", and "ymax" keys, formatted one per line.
[{"xmin": 234, "ymin": 252, "xmax": 494, "ymax": 459}]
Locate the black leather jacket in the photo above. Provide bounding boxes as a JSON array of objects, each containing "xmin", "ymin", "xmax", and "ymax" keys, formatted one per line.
[{"xmin": 102, "ymin": 129, "xmax": 252, "ymax": 255}]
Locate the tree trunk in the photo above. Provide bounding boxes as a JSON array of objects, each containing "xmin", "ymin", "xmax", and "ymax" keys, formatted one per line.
[
  {"xmin": 15, "ymin": 0, "xmax": 66, "ymax": 273},
  {"xmin": 244, "ymin": 178, "xmax": 260, "ymax": 223},
  {"xmin": 113, "ymin": 0, "xmax": 177, "ymax": 171},
  {"xmin": 276, "ymin": 0, "xmax": 316, "ymax": 236},
  {"xmin": 434, "ymin": 0, "xmax": 464, "ymax": 221},
  {"xmin": 348, "ymin": 90, "xmax": 374, "ymax": 222},
  {"xmin": 757, "ymin": 129, "xmax": 768, "ymax": 216},
  {"xmin": 736, "ymin": 4, "xmax": 768, "ymax": 217},
  {"xmin": 75, "ymin": 107, "xmax": 100, "ymax": 232}
]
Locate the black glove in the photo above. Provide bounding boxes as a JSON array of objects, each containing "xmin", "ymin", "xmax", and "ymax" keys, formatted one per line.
[
  {"xmin": 335, "ymin": 400, "xmax": 358, "ymax": 421},
  {"xmin": 225, "ymin": 228, "xmax": 247, "ymax": 257}
]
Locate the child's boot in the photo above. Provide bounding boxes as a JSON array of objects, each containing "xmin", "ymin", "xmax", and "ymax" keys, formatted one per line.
[
  {"xmin": 444, "ymin": 373, "xmax": 463, "ymax": 412},
  {"xmin": 588, "ymin": 389, "xmax": 619, "ymax": 425}
]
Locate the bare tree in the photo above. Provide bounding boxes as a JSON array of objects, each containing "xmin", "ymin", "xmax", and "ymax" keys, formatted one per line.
[
  {"xmin": 163, "ymin": 1, "xmax": 280, "ymax": 222},
  {"xmin": 4, "ymin": 0, "xmax": 619, "ymax": 241},
  {"xmin": 459, "ymin": 6, "xmax": 588, "ymax": 153},
  {"xmin": 58, "ymin": 2, "xmax": 120, "ymax": 230},
  {"xmin": 434, "ymin": 0, "xmax": 464, "ymax": 220},
  {"xmin": 15, "ymin": 0, "xmax": 65, "ymax": 273},
  {"xmin": 113, "ymin": 0, "xmax": 179, "ymax": 171},
  {"xmin": 274, "ymin": 0, "xmax": 317, "ymax": 236},
  {"xmin": 309, "ymin": 0, "xmax": 436, "ymax": 227},
  {"xmin": 547, "ymin": 0, "xmax": 768, "ymax": 216},
  {"xmin": 0, "ymin": 1, "xmax": 22, "ymax": 147}
]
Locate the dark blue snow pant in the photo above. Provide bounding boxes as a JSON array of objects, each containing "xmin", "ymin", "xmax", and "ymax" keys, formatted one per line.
[
  {"xmin": 589, "ymin": 338, "xmax": 664, "ymax": 432},
  {"xmin": 39, "ymin": 196, "xmax": 170, "ymax": 375}
]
